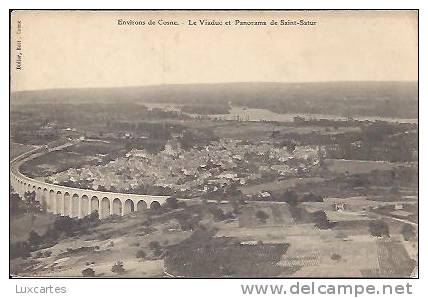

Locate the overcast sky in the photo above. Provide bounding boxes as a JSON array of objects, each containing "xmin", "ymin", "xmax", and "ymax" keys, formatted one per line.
[{"xmin": 11, "ymin": 10, "xmax": 418, "ymax": 91}]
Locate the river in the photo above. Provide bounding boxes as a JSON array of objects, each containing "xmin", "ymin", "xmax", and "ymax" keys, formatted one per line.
[{"xmin": 142, "ymin": 103, "xmax": 418, "ymax": 124}]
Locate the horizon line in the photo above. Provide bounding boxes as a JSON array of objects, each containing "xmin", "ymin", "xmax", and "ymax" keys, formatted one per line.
[{"xmin": 11, "ymin": 79, "xmax": 418, "ymax": 93}]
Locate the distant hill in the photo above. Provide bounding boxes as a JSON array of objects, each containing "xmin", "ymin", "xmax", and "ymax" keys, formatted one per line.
[{"xmin": 11, "ymin": 81, "xmax": 418, "ymax": 118}]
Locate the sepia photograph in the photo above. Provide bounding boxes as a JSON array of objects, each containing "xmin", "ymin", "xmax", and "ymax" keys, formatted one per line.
[{"xmin": 9, "ymin": 10, "xmax": 418, "ymax": 278}]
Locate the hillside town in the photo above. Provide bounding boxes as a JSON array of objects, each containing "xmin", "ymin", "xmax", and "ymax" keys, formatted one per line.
[{"xmin": 46, "ymin": 139, "xmax": 321, "ymax": 197}]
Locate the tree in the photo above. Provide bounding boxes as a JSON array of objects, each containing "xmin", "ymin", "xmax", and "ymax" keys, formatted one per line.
[
  {"xmin": 149, "ymin": 241, "xmax": 161, "ymax": 251},
  {"xmin": 165, "ymin": 197, "xmax": 179, "ymax": 209},
  {"xmin": 28, "ymin": 230, "xmax": 42, "ymax": 248},
  {"xmin": 43, "ymin": 227, "xmax": 60, "ymax": 242},
  {"xmin": 24, "ymin": 191, "xmax": 40, "ymax": 210},
  {"xmin": 111, "ymin": 261, "xmax": 125, "ymax": 274},
  {"xmin": 10, "ymin": 241, "xmax": 31, "ymax": 259},
  {"xmin": 82, "ymin": 268, "xmax": 95, "ymax": 277},
  {"xmin": 10, "ymin": 192, "xmax": 23, "ymax": 215},
  {"xmin": 401, "ymin": 223, "xmax": 416, "ymax": 241},
  {"xmin": 153, "ymin": 248, "xmax": 163, "ymax": 257},
  {"xmin": 52, "ymin": 216, "xmax": 76, "ymax": 237},
  {"xmin": 282, "ymin": 190, "xmax": 298, "ymax": 206},
  {"xmin": 301, "ymin": 193, "xmax": 323, "ymax": 203},
  {"xmin": 148, "ymin": 240, "xmax": 164, "ymax": 258},
  {"xmin": 142, "ymin": 220, "xmax": 151, "ymax": 227},
  {"xmin": 84, "ymin": 210, "xmax": 100, "ymax": 223},
  {"xmin": 97, "ymin": 185, "xmax": 109, "ymax": 192},
  {"xmin": 224, "ymin": 186, "xmax": 243, "ymax": 201},
  {"xmin": 136, "ymin": 250, "xmax": 146, "ymax": 260},
  {"xmin": 23, "ymin": 191, "xmax": 41, "ymax": 228},
  {"xmin": 38, "ymin": 196, "xmax": 48, "ymax": 212},
  {"xmin": 312, "ymin": 210, "xmax": 334, "ymax": 229},
  {"xmin": 255, "ymin": 210, "xmax": 269, "ymax": 223},
  {"xmin": 369, "ymin": 220, "xmax": 390, "ymax": 238},
  {"xmin": 209, "ymin": 206, "xmax": 226, "ymax": 221}
]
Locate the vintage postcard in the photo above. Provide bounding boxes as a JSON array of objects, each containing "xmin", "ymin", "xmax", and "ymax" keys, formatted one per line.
[{"xmin": 10, "ymin": 10, "xmax": 418, "ymax": 278}]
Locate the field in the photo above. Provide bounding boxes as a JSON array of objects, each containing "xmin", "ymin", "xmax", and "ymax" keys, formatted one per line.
[
  {"xmin": 216, "ymin": 215, "xmax": 415, "ymax": 277},
  {"xmin": 376, "ymin": 240, "xmax": 416, "ymax": 277},
  {"xmin": 240, "ymin": 177, "xmax": 325, "ymax": 196},
  {"xmin": 19, "ymin": 140, "xmax": 126, "ymax": 178},
  {"xmin": 165, "ymin": 231, "xmax": 289, "ymax": 277},
  {"xmin": 235, "ymin": 202, "xmax": 295, "ymax": 227},
  {"xmin": 164, "ymin": 118, "xmax": 361, "ymax": 142},
  {"xmin": 211, "ymin": 122, "xmax": 360, "ymax": 140},
  {"xmin": 10, "ymin": 197, "xmax": 417, "ymax": 278},
  {"xmin": 10, "ymin": 142, "xmax": 38, "ymax": 160},
  {"xmin": 324, "ymin": 159, "xmax": 403, "ymax": 175}
]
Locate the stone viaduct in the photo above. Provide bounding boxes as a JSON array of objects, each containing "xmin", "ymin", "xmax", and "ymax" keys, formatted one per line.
[{"xmin": 10, "ymin": 146, "xmax": 169, "ymax": 219}]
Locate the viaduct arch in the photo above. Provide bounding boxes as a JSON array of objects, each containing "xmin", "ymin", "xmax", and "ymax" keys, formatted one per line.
[{"xmin": 10, "ymin": 147, "xmax": 169, "ymax": 219}]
